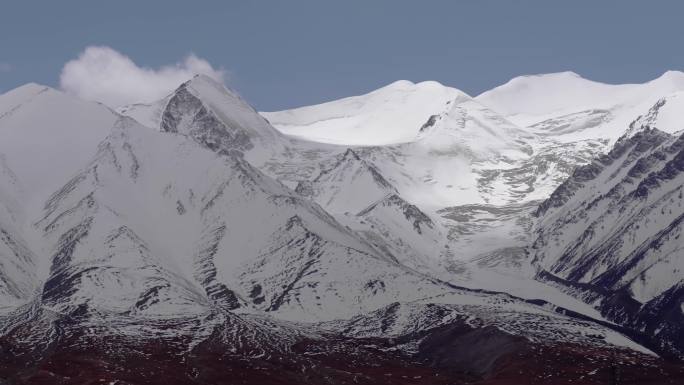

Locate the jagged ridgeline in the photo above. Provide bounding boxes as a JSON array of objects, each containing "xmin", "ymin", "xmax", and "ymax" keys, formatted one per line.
[{"xmin": 1, "ymin": 73, "xmax": 683, "ymax": 384}]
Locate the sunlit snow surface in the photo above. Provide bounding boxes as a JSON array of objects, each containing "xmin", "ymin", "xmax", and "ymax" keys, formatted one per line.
[{"xmin": 1, "ymin": 72, "xmax": 683, "ymax": 366}]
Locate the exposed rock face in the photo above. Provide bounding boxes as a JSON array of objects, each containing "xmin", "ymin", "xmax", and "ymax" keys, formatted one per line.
[
  {"xmin": 535, "ymin": 128, "xmax": 670, "ymax": 217},
  {"xmin": 2, "ymin": 72, "xmax": 684, "ymax": 384},
  {"xmin": 161, "ymin": 83, "xmax": 254, "ymax": 154},
  {"xmin": 533, "ymin": 128, "xmax": 684, "ymax": 358}
]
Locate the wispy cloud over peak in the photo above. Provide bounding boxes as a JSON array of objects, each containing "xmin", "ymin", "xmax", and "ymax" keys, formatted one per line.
[{"xmin": 59, "ymin": 46, "xmax": 226, "ymax": 107}]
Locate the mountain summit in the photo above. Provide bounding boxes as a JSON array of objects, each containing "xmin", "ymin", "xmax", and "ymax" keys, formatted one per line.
[{"xmin": 1, "ymin": 72, "xmax": 683, "ymax": 384}]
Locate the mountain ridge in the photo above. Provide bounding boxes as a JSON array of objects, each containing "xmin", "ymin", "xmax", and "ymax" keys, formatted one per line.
[{"xmin": 1, "ymin": 71, "xmax": 683, "ymax": 383}]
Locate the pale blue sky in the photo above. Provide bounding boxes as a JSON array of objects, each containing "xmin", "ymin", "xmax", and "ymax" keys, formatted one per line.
[{"xmin": 1, "ymin": 0, "xmax": 683, "ymax": 110}]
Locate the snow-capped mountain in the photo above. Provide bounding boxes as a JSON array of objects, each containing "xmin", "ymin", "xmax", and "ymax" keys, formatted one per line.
[
  {"xmin": 532, "ymin": 125, "xmax": 684, "ymax": 357},
  {"xmin": 259, "ymin": 72, "xmax": 684, "ymax": 360},
  {"xmin": 0, "ymin": 158, "xmax": 36, "ymax": 309},
  {"xmin": 26, "ymin": 94, "xmax": 449, "ymax": 322},
  {"xmin": 295, "ymin": 148, "xmax": 397, "ymax": 215},
  {"xmin": 263, "ymin": 77, "xmax": 610, "ymax": 211},
  {"xmin": 0, "ymin": 83, "xmax": 119, "ymax": 311},
  {"xmin": 0, "ymin": 83, "xmax": 118, "ymax": 205},
  {"xmin": 477, "ymin": 70, "xmax": 684, "ymax": 142},
  {"xmin": 262, "ymin": 80, "xmax": 468, "ymax": 146},
  {"xmin": 1, "ymin": 72, "xmax": 684, "ymax": 384}
]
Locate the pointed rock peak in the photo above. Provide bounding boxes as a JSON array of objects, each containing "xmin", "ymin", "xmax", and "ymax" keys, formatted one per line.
[
  {"xmin": 182, "ymin": 74, "xmax": 242, "ymax": 101},
  {"xmin": 359, "ymin": 193, "xmax": 413, "ymax": 214},
  {"xmin": 183, "ymin": 74, "xmax": 241, "ymax": 100},
  {"xmin": 191, "ymin": 73, "xmax": 222, "ymax": 84},
  {"xmin": 334, "ymin": 149, "xmax": 374, "ymax": 173},
  {"xmin": 163, "ymin": 74, "xmax": 254, "ymax": 121},
  {"xmin": 357, "ymin": 193, "xmax": 435, "ymax": 235},
  {"xmin": 321, "ymin": 149, "xmax": 395, "ymax": 191},
  {"xmin": 159, "ymin": 82, "xmax": 257, "ymax": 153},
  {"xmin": 158, "ymin": 73, "xmax": 282, "ymax": 158},
  {"xmin": 305, "ymin": 149, "xmax": 398, "ymax": 215},
  {"xmin": 342, "ymin": 148, "xmax": 362, "ymax": 161}
]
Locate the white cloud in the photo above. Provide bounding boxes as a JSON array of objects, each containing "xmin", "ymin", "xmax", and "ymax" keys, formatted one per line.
[
  {"xmin": 0, "ymin": 62, "xmax": 11, "ymax": 72},
  {"xmin": 60, "ymin": 46, "xmax": 226, "ymax": 107}
]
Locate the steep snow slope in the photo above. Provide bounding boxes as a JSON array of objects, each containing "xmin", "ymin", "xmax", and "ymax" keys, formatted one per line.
[
  {"xmin": 120, "ymin": 75, "xmax": 340, "ymax": 190},
  {"xmin": 627, "ymin": 91, "xmax": 684, "ymax": 136},
  {"xmin": 532, "ymin": 127, "xmax": 684, "ymax": 357},
  {"xmin": 2, "ymin": 77, "xmax": 682, "ymax": 383},
  {"xmin": 415, "ymin": 97, "xmax": 534, "ymax": 162},
  {"xmin": 533, "ymin": 128, "xmax": 682, "ymax": 301},
  {"xmin": 261, "ymin": 78, "xmax": 594, "ymax": 210},
  {"xmin": 254, "ymin": 78, "xmax": 616, "ymax": 301},
  {"xmin": 32, "ymin": 113, "xmax": 475, "ymax": 322},
  {"xmin": 18, "ymin": 95, "xmax": 615, "ymax": 325},
  {"xmin": 129, "ymin": 76, "xmax": 551, "ymax": 210},
  {"xmin": 263, "ymin": 73, "xmax": 684, "ymax": 263},
  {"xmin": 351, "ymin": 193, "xmax": 445, "ymax": 273},
  {"xmin": 0, "ymin": 84, "xmax": 118, "ymax": 309},
  {"xmin": 294, "ymin": 148, "xmax": 449, "ymax": 273},
  {"xmin": 156, "ymin": 75, "xmax": 287, "ymax": 167},
  {"xmin": 348, "ymin": 96, "xmax": 538, "ymax": 209},
  {"xmin": 295, "ymin": 148, "xmax": 397, "ymax": 215},
  {"xmin": 117, "ymin": 96, "xmax": 171, "ymax": 129},
  {"xmin": 253, "ymin": 73, "xmax": 684, "ymax": 348},
  {"xmin": 267, "ymin": 93, "xmax": 544, "ymax": 279},
  {"xmin": 0, "ymin": 83, "xmax": 118, "ymax": 205},
  {"xmin": 262, "ymin": 80, "xmax": 467, "ymax": 145},
  {"xmin": 0, "ymin": 159, "xmax": 37, "ymax": 309},
  {"xmin": 123, "ymin": 78, "xmax": 460, "ymax": 279},
  {"xmin": 21, "ymin": 77, "xmax": 616, "ymax": 317},
  {"xmin": 20, "ymin": 111, "xmax": 636, "ymax": 326}
]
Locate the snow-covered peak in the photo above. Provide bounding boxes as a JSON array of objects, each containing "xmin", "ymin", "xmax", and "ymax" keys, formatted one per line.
[
  {"xmin": 416, "ymin": 97, "xmax": 534, "ymax": 162},
  {"xmin": 121, "ymin": 74, "xmax": 286, "ymax": 167},
  {"xmin": 0, "ymin": 83, "xmax": 118, "ymax": 205},
  {"xmin": 0, "ymin": 83, "xmax": 50, "ymax": 111},
  {"xmin": 262, "ymin": 80, "xmax": 470, "ymax": 146},
  {"xmin": 478, "ymin": 71, "xmax": 684, "ymax": 118},
  {"xmin": 651, "ymin": 70, "xmax": 684, "ymax": 86},
  {"xmin": 380, "ymin": 79, "xmax": 454, "ymax": 92},
  {"xmin": 477, "ymin": 70, "xmax": 684, "ymax": 145},
  {"xmin": 635, "ymin": 70, "xmax": 684, "ymax": 104},
  {"xmin": 182, "ymin": 75, "xmax": 264, "ymax": 121},
  {"xmin": 476, "ymin": 71, "xmax": 633, "ymax": 118},
  {"xmin": 298, "ymin": 148, "xmax": 397, "ymax": 215}
]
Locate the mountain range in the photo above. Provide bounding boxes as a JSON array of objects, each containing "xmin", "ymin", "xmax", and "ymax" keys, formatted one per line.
[{"xmin": 1, "ymin": 71, "xmax": 683, "ymax": 384}]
